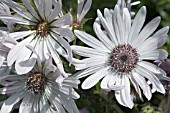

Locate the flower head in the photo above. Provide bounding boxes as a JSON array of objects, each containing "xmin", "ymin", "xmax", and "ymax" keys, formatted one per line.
[
  {"xmin": 72, "ymin": 5, "xmax": 169, "ymax": 108},
  {"xmin": 0, "ymin": 55, "xmax": 80, "ymax": 113},
  {"xmin": 71, "ymin": 0, "xmax": 92, "ymax": 28},
  {"xmin": 155, "ymin": 59, "xmax": 170, "ymax": 90},
  {"xmin": 0, "ymin": 0, "xmax": 76, "ymax": 77}
]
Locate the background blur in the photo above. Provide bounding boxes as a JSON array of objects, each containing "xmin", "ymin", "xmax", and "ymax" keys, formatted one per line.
[{"xmin": 1, "ymin": 0, "xmax": 170, "ymax": 113}]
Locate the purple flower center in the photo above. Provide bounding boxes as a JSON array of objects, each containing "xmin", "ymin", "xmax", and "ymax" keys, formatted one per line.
[{"xmin": 109, "ymin": 44, "xmax": 138, "ymax": 73}]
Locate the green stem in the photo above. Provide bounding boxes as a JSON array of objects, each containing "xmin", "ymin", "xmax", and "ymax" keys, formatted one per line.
[
  {"xmin": 166, "ymin": 92, "xmax": 170, "ymax": 112},
  {"xmin": 114, "ymin": 104, "xmax": 124, "ymax": 113}
]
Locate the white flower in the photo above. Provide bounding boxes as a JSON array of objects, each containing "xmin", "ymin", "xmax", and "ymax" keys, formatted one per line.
[
  {"xmin": 72, "ymin": 5, "xmax": 169, "ymax": 108},
  {"xmin": 71, "ymin": 0, "xmax": 92, "ymax": 28},
  {"xmin": 0, "ymin": 0, "xmax": 78, "ymax": 77},
  {"xmin": 0, "ymin": 55, "xmax": 80, "ymax": 113}
]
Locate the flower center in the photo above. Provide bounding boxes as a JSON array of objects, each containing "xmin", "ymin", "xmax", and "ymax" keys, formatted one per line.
[
  {"xmin": 36, "ymin": 22, "xmax": 49, "ymax": 37},
  {"xmin": 71, "ymin": 20, "xmax": 80, "ymax": 28},
  {"xmin": 109, "ymin": 44, "xmax": 138, "ymax": 73},
  {"xmin": 26, "ymin": 72, "xmax": 46, "ymax": 95}
]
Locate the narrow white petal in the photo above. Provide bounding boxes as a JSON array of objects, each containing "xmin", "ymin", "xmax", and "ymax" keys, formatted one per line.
[
  {"xmin": 123, "ymin": 8, "xmax": 131, "ymax": 43},
  {"xmin": 44, "ymin": 0, "xmax": 52, "ymax": 18},
  {"xmin": 1, "ymin": 0, "xmax": 34, "ymax": 21},
  {"xmin": 51, "ymin": 33, "xmax": 73, "ymax": 62},
  {"xmin": 140, "ymin": 49, "xmax": 168, "ymax": 60},
  {"xmin": 132, "ymin": 17, "xmax": 161, "ymax": 47},
  {"xmin": 97, "ymin": 9, "xmax": 118, "ymax": 45},
  {"xmin": 21, "ymin": 0, "xmax": 40, "ymax": 20},
  {"xmin": 93, "ymin": 20, "xmax": 114, "ymax": 50},
  {"xmin": 113, "ymin": 5, "xmax": 124, "ymax": 44},
  {"xmin": 138, "ymin": 61, "xmax": 166, "ymax": 74},
  {"xmin": 78, "ymin": 0, "xmax": 92, "ymax": 22},
  {"xmin": 82, "ymin": 67, "xmax": 110, "ymax": 89},
  {"xmin": 0, "ymin": 15, "xmax": 35, "ymax": 25},
  {"xmin": 51, "ymin": 13, "xmax": 72, "ymax": 27},
  {"xmin": 132, "ymin": 71, "xmax": 152, "ymax": 100},
  {"xmin": 71, "ymin": 45, "xmax": 107, "ymax": 57},
  {"xmin": 48, "ymin": 2, "xmax": 61, "ymax": 21},
  {"xmin": 152, "ymin": 26, "xmax": 169, "ymax": 47},
  {"xmin": 73, "ymin": 65, "xmax": 105, "ymax": 79},
  {"xmin": 77, "ymin": 0, "xmax": 85, "ymax": 20},
  {"xmin": 19, "ymin": 94, "xmax": 34, "ymax": 113},
  {"xmin": 52, "ymin": 28, "xmax": 74, "ymax": 42},
  {"xmin": 34, "ymin": 0, "xmax": 45, "ymax": 19},
  {"xmin": 7, "ymin": 35, "xmax": 34, "ymax": 66},
  {"xmin": 9, "ymin": 30, "xmax": 35, "ymax": 40},
  {"xmin": 136, "ymin": 66, "xmax": 165, "ymax": 94},
  {"xmin": 128, "ymin": 6, "xmax": 146, "ymax": 44},
  {"xmin": 0, "ymin": 91, "xmax": 25, "ymax": 113},
  {"xmin": 74, "ymin": 30, "xmax": 109, "ymax": 52}
]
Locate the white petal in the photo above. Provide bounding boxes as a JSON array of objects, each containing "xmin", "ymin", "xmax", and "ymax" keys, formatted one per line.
[
  {"xmin": 112, "ymin": 5, "xmax": 124, "ymax": 44},
  {"xmin": 128, "ymin": 6, "xmax": 146, "ymax": 44},
  {"xmin": 101, "ymin": 75, "xmax": 111, "ymax": 91},
  {"xmin": 82, "ymin": 67, "xmax": 110, "ymax": 89},
  {"xmin": 132, "ymin": 71, "xmax": 152, "ymax": 100},
  {"xmin": 136, "ymin": 66, "xmax": 165, "ymax": 94},
  {"xmin": 138, "ymin": 61, "xmax": 166, "ymax": 74},
  {"xmin": 123, "ymin": 8, "xmax": 131, "ymax": 44},
  {"xmin": 21, "ymin": 0, "xmax": 40, "ymax": 20},
  {"xmin": 0, "ymin": 15, "xmax": 35, "ymax": 25},
  {"xmin": 19, "ymin": 94, "xmax": 34, "ymax": 113},
  {"xmin": 46, "ymin": 37, "xmax": 67, "ymax": 78},
  {"xmin": 97, "ymin": 9, "xmax": 118, "ymax": 45},
  {"xmin": 51, "ymin": 13, "xmax": 72, "ymax": 27},
  {"xmin": 152, "ymin": 26, "xmax": 169, "ymax": 48},
  {"xmin": 44, "ymin": 0, "xmax": 52, "ymax": 18},
  {"xmin": 74, "ymin": 30, "xmax": 109, "ymax": 52},
  {"xmin": 1, "ymin": 0, "xmax": 34, "ymax": 21},
  {"xmin": 108, "ymin": 74, "xmax": 124, "ymax": 91},
  {"xmin": 78, "ymin": 0, "xmax": 92, "ymax": 22},
  {"xmin": 77, "ymin": 0, "xmax": 85, "ymax": 20},
  {"xmin": 140, "ymin": 49, "xmax": 168, "ymax": 60},
  {"xmin": 51, "ymin": 33, "xmax": 73, "ymax": 63},
  {"xmin": 0, "ymin": 91, "xmax": 25, "ymax": 113},
  {"xmin": 7, "ymin": 35, "xmax": 34, "ymax": 66},
  {"xmin": 132, "ymin": 17, "xmax": 161, "ymax": 47},
  {"xmin": 71, "ymin": 45, "xmax": 107, "ymax": 57},
  {"xmin": 9, "ymin": 30, "xmax": 35, "ymax": 40},
  {"xmin": 52, "ymin": 28, "xmax": 74, "ymax": 42},
  {"xmin": 81, "ymin": 57, "xmax": 107, "ymax": 69},
  {"xmin": 73, "ymin": 65, "xmax": 105, "ymax": 79},
  {"xmin": 93, "ymin": 20, "xmax": 114, "ymax": 50},
  {"xmin": 48, "ymin": 2, "xmax": 61, "ymax": 21},
  {"xmin": 34, "ymin": 0, "xmax": 45, "ymax": 19}
]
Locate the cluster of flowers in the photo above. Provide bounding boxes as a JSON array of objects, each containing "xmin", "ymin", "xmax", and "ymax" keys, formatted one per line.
[{"xmin": 0, "ymin": 0, "xmax": 169, "ymax": 112}]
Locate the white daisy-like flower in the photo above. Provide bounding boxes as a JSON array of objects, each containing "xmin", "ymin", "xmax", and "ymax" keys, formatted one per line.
[
  {"xmin": 0, "ymin": 0, "xmax": 77, "ymax": 77},
  {"xmin": 72, "ymin": 5, "xmax": 169, "ymax": 108},
  {"xmin": 0, "ymin": 53, "xmax": 80, "ymax": 113},
  {"xmin": 71, "ymin": 0, "xmax": 92, "ymax": 28}
]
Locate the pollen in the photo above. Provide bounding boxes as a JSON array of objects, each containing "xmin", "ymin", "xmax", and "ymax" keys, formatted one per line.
[
  {"xmin": 26, "ymin": 72, "xmax": 46, "ymax": 95},
  {"xmin": 36, "ymin": 22, "xmax": 49, "ymax": 37}
]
